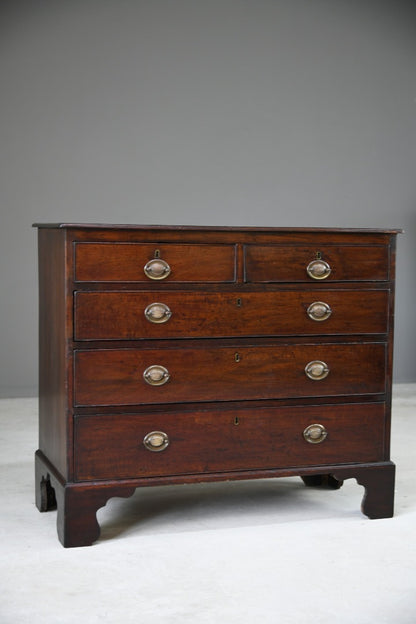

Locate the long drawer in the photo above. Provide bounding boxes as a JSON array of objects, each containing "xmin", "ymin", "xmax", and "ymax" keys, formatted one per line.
[
  {"xmin": 74, "ymin": 243, "xmax": 236, "ymax": 282},
  {"xmin": 74, "ymin": 343, "xmax": 386, "ymax": 406},
  {"xmin": 74, "ymin": 290, "xmax": 389, "ymax": 340},
  {"xmin": 74, "ymin": 402, "xmax": 385, "ymax": 481}
]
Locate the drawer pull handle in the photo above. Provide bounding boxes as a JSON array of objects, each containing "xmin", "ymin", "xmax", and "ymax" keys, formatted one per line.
[
  {"xmin": 143, "ymin": 431, "xmax": 170, "ymax": 452},
  {"xmin": 305, "ymin": 360, "xmax": 330, "ymax": 380},
  {"xmin": 143, "ymin": 258, "xmax": 171, "ymax": 280},
  {"xmin": 144, "ymin": 302, "xmax": 172, "ymax": 324},
  {"xmin": 306, "ymin": 259, "xmax": 331, "ymax": 280},
  {"xmin": 143, "ymin": 365, "xmax": 170, "ymax": 386},
  {"xmin": 307, "ymin": 301, "xmax": 332, "ymax": 322},
  {"xmin": 303, "ymin": 423, "xmax": 328, "ymax": 444}
]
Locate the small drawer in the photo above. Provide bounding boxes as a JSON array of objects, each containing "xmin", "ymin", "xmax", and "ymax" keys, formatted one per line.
[
  {"xmin": 74, "ymin": 342, "xmax": 386, "ymax": 407},
  {"xmin": 244, "ymin": 245, "xmax": 389, "ymax": 282},
  {"xmin": 74, "ymin": 289, "xmax": 389, "ymax": 340},
  {"xmin": 74, "ymin": 242, "xmax": 236, "ymax": 282},
  {"xmin": 74, "ymin": 402, "xmax": 385, "ymax": 481}
]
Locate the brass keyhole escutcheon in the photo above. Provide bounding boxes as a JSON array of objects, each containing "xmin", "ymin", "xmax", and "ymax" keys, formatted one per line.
[
  {"xmin": 234, "ymin": 416, "xmax": 240, "ymax": 426},
  {"xmin": 234, "ymin": 352, "xmax": 241, "ymax": 362}
]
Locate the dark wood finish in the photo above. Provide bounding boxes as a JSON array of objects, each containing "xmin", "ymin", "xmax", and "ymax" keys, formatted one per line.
[
  {"xmin": 34, "ymin": 224, "xmax": 399, "ymax": 546},
  {"xmin": 35, "ymin": 450, "xmax": 394, "ymax": 546},
  {"xmin": 74, "ymin": 289, "xmax": 389, "ymax": 340},
  {"xmin": 301, "ymin": 474, "xmax": 344, "ymax": 489},
  {"xmin": 74, "ymin": 343, "xmax": 386, "ymax": 406},
  {"xmin": 245, "ymin": 244, "xmax": 389, "ymax": 282},
  {"xmin": 34, "ymin": 223, "xmax": 402, "ymax": 234},
  {"xmin": 331, "ymin": 462, "xmax": 395, "ymax": 519},
  {"xmin": 37, "ymin": 228, "xmax": 69, "ymax": 479},
  {"xmin": 74, "ymin": 242, "xmax": 236, "ymax": 282},
  {"xmin": 35, "ymin": 451, "xmax": 136, "ymax": 547},
  {"xmin": 74, "ymin": 403, "xmax": 385, "ymax": 481}
]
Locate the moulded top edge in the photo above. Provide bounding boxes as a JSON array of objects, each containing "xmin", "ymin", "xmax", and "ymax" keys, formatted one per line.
[{"xmin": 32, "ymin": 223, "xmax": 403, "ymax": 234}]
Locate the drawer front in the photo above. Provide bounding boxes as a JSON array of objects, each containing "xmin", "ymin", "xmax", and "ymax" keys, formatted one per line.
[
  {"xmin": 74, "ymin": 289, "xmax": 389, "ymax": 340},
  {"xmin": 244, "ymin": 245, "xmax": 389, "ymax": 282},
  {"xmin": 74, "ymin": 402, "xmax": 385, "ymax": 481},
  {"xmin": 74, "ymin": 243, "xmax": 236, "ymax": 282},
  {"xmin": 74, "ymin": 343, "xmax": 386, "ymax": 406}
]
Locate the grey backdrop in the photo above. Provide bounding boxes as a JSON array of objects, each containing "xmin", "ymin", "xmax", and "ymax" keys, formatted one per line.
[{"xmin": 1, "ymin": 0, "xmax": 415, "ymax": 396}]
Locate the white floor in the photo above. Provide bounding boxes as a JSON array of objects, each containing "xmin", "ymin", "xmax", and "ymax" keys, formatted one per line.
[{"xmin": 1, "ymin": 386, "xmax": 415, "ymax": 624}]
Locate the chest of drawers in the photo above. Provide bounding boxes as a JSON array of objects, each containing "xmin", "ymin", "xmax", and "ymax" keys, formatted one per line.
[{"xmin": 34, "ymin": 224, "xmax": 400, "ymax": 547}]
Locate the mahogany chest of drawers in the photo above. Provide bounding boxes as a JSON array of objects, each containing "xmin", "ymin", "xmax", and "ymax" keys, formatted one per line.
[{"xmin": 34, "ymin": 224, "xmax": 400, "ymax": 547}]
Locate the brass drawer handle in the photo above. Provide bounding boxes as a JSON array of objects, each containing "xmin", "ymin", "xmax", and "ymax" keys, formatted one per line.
[
  {"xmin": 143, "ymin": 258, "xmax": 171, "ymax": 280},
  {"xmin": 305, "ymin": 360, "xmax": 330, "ymax": 380},
  {"xmin": 303, "ymin": 423, "xmax": 328, "ymax": 444},
  {"xmin": 144, "ymin": 302, "xmax": 172, "ymax": 324},
  {"xmin": 306, "ymin": 259, "xmax": 331, "ymax": 280},
  {"xmin": 143, "ymin": 431, "xmax": 169, "ymax": 452},
  {"xmin": 307, "ymin": 301, "xmax": 332, "ymax": 321},
  {"xmin": 143, "ymin": 365, "xmax": 170, "ymax": 386}
]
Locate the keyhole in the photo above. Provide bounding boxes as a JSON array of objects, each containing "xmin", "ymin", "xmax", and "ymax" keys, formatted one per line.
[
  {"xmin": 316, "ymin": 251, "xmax": 322, "ymax": 260},
  {"xmin": 234, "ymin": 417, "xmax": 240, "ymax": 426},
  {"xmin": 235, "ymin": 352, "xmax": 241, "ymax": 362},
  {"xmin": 154, "ymin": 249, "xmax": 160, "ymax": 258},
  {"xmin": 236, "ymin": 298, "xmax": 242, "ymax": 307}
]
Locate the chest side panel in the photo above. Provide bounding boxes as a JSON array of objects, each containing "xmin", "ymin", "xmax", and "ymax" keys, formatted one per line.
[{"xmin": 38, "ymin": 228, "xmax": 70, "ymax": 479}]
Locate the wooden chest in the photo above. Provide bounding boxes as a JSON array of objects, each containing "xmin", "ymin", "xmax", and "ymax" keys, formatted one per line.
[{"xmin": 34, "ymin": 224, "xmax": 400, "ymax": 547}]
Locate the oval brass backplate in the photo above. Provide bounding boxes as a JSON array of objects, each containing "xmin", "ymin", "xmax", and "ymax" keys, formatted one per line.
[
  {"xmin": 307, "ymin": 301, "xmax": 332, "ymax": 322},
  {"xmin": 144, "ymin": 302, "xmax": 172, "ymax": 324},
  {"xmin": 143, "ymin": 258, "xmax": 171, "ymax": 280},
  {"xmin": 305, "ymin": 360, "xmax": 330, "ymax": 381},
  {"xmin": 306, "ymin": 259, "xmax": 331, "ymax": 280},
  {"xmin": 303, "ymin": 424, "xmax": 328, "ymax": 444},
  {"xmin": 143, "ymin": 431, "xmax": 169, "ymax": 452},
  {"xmin": 143, "ymin": 365, "xmax": 170, "ymax": 386}
]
